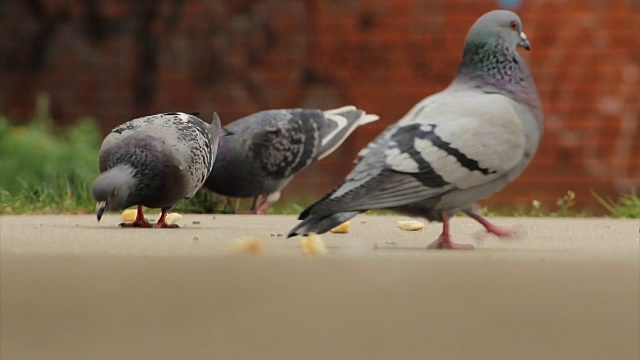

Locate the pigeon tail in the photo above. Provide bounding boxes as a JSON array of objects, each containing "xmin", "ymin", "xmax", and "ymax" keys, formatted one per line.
[
  {"xmin": 210, "ymin": 112, "xmax": 221, "ymax": 128},
  {"xmin": 317, "ymin": 106, "xmax": 379, "ymax": 160},
  {"xmin": 287, "ymin": 211, "xmax": 362, "ymax": 237}
]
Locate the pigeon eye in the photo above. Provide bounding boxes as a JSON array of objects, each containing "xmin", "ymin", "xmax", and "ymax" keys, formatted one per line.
[{"xmin": 510, "ymin": 21, "xmax": 518, "ymax": 30}]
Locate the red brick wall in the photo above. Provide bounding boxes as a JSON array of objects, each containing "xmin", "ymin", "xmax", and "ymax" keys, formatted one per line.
[{"xmin": 1, "ymin": 0, "xmax": 638, "ymax": 211}]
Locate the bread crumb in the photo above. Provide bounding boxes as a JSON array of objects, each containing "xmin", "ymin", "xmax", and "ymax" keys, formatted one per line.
[
  {"xmin": 396, "ymin": 220, "xmax": 425, "ymax": 231},
  {"xmin": 330, "ymin": 221, "xmax": 351, "ymax": 233},
  {"xmin": 165, "ymin": 212, "xmax": 182, "ymax": 225},
  {"xmin": 228, "ymin": 237, "xmax": 264, "ymax": 255},
  {"xmin": 300, "ymin": 233, "xmax": 327, "ymax": 256},
  {"xmin": 121, "ymin": 209, "xmax": 137, "ymax": 222}
]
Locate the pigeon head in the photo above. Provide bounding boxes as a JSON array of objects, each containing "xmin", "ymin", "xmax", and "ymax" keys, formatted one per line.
[
  {"xmin": 92, "ymin": 165, "xmax": 134, "ymax": 221},
  {"xmin": 464, "ymin": 10, "xmax": 530, "ymax": 52}
]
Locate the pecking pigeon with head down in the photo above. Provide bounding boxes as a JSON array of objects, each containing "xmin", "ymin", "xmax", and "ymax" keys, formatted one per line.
[
  {"xmin": 288, "ymin": 10, "xmax": 543, "ymax": 249},
  {"xmin": 92, "ymin": 112, "xmax": 223, "ymax": 228}
]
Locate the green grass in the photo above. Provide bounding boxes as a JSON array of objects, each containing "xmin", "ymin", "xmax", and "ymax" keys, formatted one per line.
[
  {"xmin": 1, "ymin": 113, "xmax": 637, "ymax": 218},
  {"xmin": 0, "ymin": 113, "xmax": 101, "ymax": 190},
  {"xmin": 0, "ymin": 175, "xmax": 95, "ymax": 214},
  {"xmin": 0, "ymin": 112, "xmax": 102, "ymax": 213},
  {"xmin": 0, "ymin": 178, "xmax": 231, "ymax": 215},
  {"xmin": 506, "ymin": 190, "xmax": 584, "ymax": 217},
  {"xmin": 592, "ymin": 189, "xmax": 640, "ymax": 218}
]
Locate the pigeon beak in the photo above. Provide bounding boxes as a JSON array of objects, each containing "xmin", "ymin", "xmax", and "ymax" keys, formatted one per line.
[
  {"xmin": 96, "ymin": 201, "xmax": 107, "ymax": 222},
  {"xmin": 518, "ymin": 32, "xmax": 531, "ymax": 51}
]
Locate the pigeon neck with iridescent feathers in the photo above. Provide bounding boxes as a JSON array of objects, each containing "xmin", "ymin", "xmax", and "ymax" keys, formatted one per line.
[{"xmin": 453, "ymin": 36, "xmax": 542, "ymax": 114}]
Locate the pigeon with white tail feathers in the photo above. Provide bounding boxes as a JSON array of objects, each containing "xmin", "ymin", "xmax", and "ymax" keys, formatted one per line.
[
  {"xmin": 288, "ymin": 10, "xmax": 543, "ymax": 249},
  {"xmin": 203, "ymin": 106, "xmax": 379, "ymax": 213},
  {"xmin": 93, "ymin": 112, "xmax": 223, "ymax": 228}
]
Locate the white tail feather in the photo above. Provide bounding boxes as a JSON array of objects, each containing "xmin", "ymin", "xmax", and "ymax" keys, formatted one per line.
[
  {"xmin": 317, "ymin": 109, "xmax": 378, "ymax": 160},
  {"xmin": 322, "ymin": 105, "xmax": 357, "ymax": 116},
  {"xmin": 359, "ymin": 114, "xmax": 379, "ymax": 125},
  {"xmin": 320, "ymin": 114, "xmax": 348, "ymax": 149}
]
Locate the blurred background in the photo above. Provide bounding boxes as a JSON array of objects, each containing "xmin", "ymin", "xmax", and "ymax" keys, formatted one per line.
[{"xmin": 0, "ymin": 0, "xmax": 638, "ymax": 213}]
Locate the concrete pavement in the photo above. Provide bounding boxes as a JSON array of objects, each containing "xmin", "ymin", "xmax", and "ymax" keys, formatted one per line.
[{"xmin": 1, "ymin": 214, "xmax": 639, "ymax": 360}]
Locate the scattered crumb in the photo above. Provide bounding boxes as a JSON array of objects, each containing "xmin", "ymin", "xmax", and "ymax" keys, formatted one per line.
[
  {"xmin": 165, "ymin": 212, "xmax": 182, "ymax": 225},
  {"xmin": 300, "ymin": 233, "xmax": 327, "ymax": 256},
  {"xmin": 192, "ymin": 237, "xmax": 199, "ymax": 241},
  {"xmin": 121, "ymin": 209, "xmax": 137, "ymax": 222},
  {"xmin": 330, "ymin": 221, "xmax": 351, "ymax": 233},
  {"xmin": 228, "ymin": 237, "xmax": 263, "ymax": 255},
  {"xmin": 396, "ymin": 220, "xmax": 425, "ymax": 231},
  {"xmin": 192, "ymin": 220, "xmax": 201, "ymax": 225}
]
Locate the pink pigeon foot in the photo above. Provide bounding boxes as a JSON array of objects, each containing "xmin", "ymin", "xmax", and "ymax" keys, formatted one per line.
[
  {"xmin": 153, "ymin": 210, "xmax": 180, "ymax": 228},
  {"xmin": 426, "ymin": 234, "xmax": 475, "ymax": 250},
  {"xmin": 119, "ymin": 205, "xmax": 152, "ymax": 228},
  {"xmin": 464, "ymin": 210, "xmax": 514, "ymax": 237},
  {"xmin": 238, "ymin": 196, "xmax": 269, "ymax": 214},
  {"xmin": 426, "ymin": 211, "xmax": 474, "ymax": 250}
]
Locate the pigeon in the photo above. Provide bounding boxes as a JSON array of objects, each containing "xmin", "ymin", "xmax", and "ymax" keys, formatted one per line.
[
  {"xmin": 203, "ymin": 106, "xmax": 379, "ymax": 214},
  {"xmin": 92, "ymin": 112, "xmax": 223, "ymax": 228},
  {"xmin": 288, "ymin": 10, "xmax": 543, "ymax": 249}
]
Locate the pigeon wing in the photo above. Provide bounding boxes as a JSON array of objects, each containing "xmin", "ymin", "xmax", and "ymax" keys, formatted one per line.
[
  {"xmin": 250, "ymin": 110, "xmax": 322, "ymax": 178},
  {"xmin": 306, "ymin": 92, "xmax": 526, "ymax": 216}
]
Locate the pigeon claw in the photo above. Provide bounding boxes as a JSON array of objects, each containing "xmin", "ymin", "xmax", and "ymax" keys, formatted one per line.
[
  {"xmin": 428, "ymin": 210, "xmax": 475, "ymax": 250},
  {"xmin": 118, "ymin": 205, "xmax": 152, "ymax": 227},
  {"xmin": 427, "ymin": 234, "xmax": 475, "ymax": 250},
  {"xmin": 153, "ymin": 211, "xmax": 180, "ymax": 228},
  {"xmin": 485, "ymin": 225, "xmax": 515, "ymax": 238},
  {"xmin": 118, "ymin": 219, "xmax": 153, "ymax": 228},
  {"xmin": 153, "ymin": 222, "xmax": 180, "ymax": 229},
  {"xmin": 463, "ymin": 210, "xmax": 515, "ymax": 238}
]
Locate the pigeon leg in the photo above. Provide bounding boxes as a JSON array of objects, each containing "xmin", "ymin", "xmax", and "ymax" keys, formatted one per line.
[
  {"xmin": 463, "ymin": 209, "xmax": 514, "ymax": 237},
  {"xmin": 254, "ymin": 200, "xmax": 271, "ymax": 215},
  {"xmin": 238, "ymin": 196, "xmax": 270, "ymax": 214},
  {"xmin": 119, "ymin": 205, "xmax": 152, "ymax": 228},
  {"xmin": 254, "ymin": 192, "xmax": 280, "ymax": 214},
  {"xmin": 249, "ymin": 196, "xmax": 260, "ymax": 212},
  {"xmin": 237, "ymin": 196, "xmax": 262, "ymax": 214},
  {"xmin": 154, "ymin": 208, "xmax": 179, "ymax": 228},
  {"xmin": 427, "ymin": 211, "xmax": 474, "ymax": 250}
]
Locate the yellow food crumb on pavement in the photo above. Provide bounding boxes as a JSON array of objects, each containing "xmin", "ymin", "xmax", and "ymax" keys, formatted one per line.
[
  {"xmin": 228, "ymin": 237, "xmax": 264, "ymax": 255},
  {"xmin": 396, "ymin": 220, "xmax": 425, "ymax": 231},
  {"xmin": 300, "ymin": 233, "xmax": 327, "ymax": 256},
  {"xmin": 330, "ymin": 221, "xmax": 351, "ymax": 233}
]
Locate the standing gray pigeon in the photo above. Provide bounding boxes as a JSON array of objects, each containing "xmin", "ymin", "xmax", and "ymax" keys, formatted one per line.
[
  {"xmin": 203, "ymin": 106, "xmax": 378, "ymax": 214},
  {"xmin": 288, "ymin": 10, "xmax": 543, "ymax": 249},
  {"xmin": 92, "ymin": 112, "xmax": 223, "ymax": 228}
]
